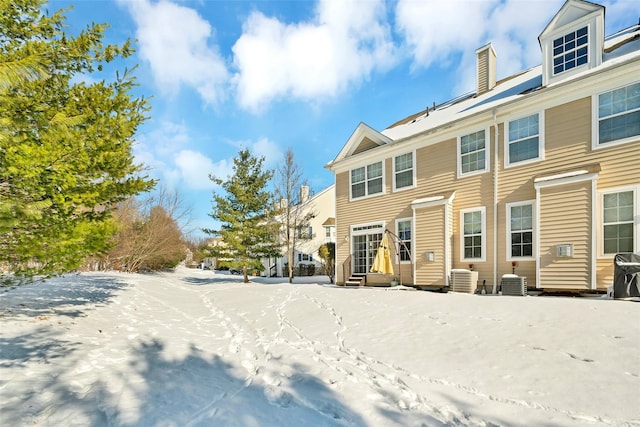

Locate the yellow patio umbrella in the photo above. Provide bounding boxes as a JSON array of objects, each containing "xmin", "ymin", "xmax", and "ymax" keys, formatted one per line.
[{"xmin": 370, "ymin": 232, "xmax": 394, "ymax": 275}]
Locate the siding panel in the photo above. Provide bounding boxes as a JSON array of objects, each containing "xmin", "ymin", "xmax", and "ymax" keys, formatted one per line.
[{"xmin": 539, "ymin": 182, "xmax": 592, "ymax": 289}]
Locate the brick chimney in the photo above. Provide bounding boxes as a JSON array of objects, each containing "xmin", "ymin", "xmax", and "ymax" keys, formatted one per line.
[{"xmin": 476, "ymin": 43, "xmax": 496, "ymax": 95}]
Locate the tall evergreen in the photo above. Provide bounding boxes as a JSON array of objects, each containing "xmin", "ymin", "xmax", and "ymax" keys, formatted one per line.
[
  {"xmin": 205, "ymin": 149, "xmax": 280, "ymax": 283},
  {"xmin": 0, "ymin": 0, "xmax": 155, "ymax": 281}
]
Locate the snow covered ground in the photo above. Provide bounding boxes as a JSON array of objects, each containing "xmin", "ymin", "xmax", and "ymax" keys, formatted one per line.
[{"xmin": 1, "ymin": 267, "xmax": 638, "ymax": 427}]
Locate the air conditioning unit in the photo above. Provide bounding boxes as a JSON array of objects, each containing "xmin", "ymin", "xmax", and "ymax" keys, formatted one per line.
[
  {"xmin": 501, "ymin": 274, "xmax": 527, "ymax": 296},
  {"xmin": 451, "ymin": 269, "xmax": 479, "ymax": 294}
]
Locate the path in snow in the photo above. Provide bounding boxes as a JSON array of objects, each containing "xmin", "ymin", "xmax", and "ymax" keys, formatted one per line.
[{"xmin": 1, "ymin": 267, "xmax": 638, "ymax": 426}]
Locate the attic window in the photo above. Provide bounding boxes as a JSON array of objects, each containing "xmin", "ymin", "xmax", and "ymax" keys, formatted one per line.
[{"xmin": 553, "ymin": 26, "xmax": 588, "ymax": 75}]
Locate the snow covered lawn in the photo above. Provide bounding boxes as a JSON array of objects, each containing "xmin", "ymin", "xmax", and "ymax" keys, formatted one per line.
[{"xmin": 1, "ymin": 267, "xmax": 638, "ymax": 426}]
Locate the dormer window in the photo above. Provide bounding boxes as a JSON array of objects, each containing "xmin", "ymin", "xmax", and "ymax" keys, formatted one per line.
[
  {"xmin": 538, "ymin": 0, "xmax": 604, "ymax": 87},
  {"xmin": 553, "ymin": 26, "xmax": 588, "ymax": 75}
]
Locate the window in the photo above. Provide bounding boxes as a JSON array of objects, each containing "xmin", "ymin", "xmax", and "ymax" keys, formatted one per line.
[
  {"xmin": 351, "ymin": 161, "xmax": 383, "ymax": 199},
  {"xmin": 553, "ymin": 26, "xmax": 588, "ymax": 75},
  {"xmin": 508, "ymin": 113, "xmax": 542, "ymax": 165},
  {"xmin": 297, "ymin": 225, "xmax": 313, "ymax": 240},
  {"xmin": 507, "ymin": 202, "xmax": 534, "ymax": 259},
  {"xmin": 298, "ymin": 253, "xmax": 313, "ymax": 262},
  {"xmin": 396, "ymin": 219, "xmax": 412, "ymax": 262},
  {"xmin": 351, "ymin": 223, "xmax": 384, "ymax": 274},
  {"xmin": 459, "ymin": 130, "xmax": 487, "ymax": 176},
  {"xmin": 461, "ymin": 207, "xmax": 485, "ymax": 261},
  {"xmin": 603, "ymin": 190, "xmax": 635, "ymax": 254},
  {"xmin": 596, "ymin": 83, "xmax": 640, "ymax": 146},
  {"xmin": 394, "ymin": 152, "xmax": 414, "ymax": 190}
]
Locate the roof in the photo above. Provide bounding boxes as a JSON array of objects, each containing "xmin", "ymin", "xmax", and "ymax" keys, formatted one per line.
[
  {"xmin": 327, "ymin": 20, "xmax": 640, "ymax": 170},
  {"xmin": 322, "ymin": 217, "xmax": 336, "ymax": 226},
  {"xmin": 382, "ymin": 25, "xmax": 639, "ymax": 142}
]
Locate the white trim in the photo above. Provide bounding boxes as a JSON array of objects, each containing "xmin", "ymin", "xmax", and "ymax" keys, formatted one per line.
[
  {"xmin": 596, "ymin": 185, "xmax": 640, "ymax": 259},
  {"xmin": 350, "ymin": 221, "xmax": 385, "ymax": 275},
  {"xmin": 591, "ymin": 81, "xmax": 640, "ymax": 150},
  {"xmin": 535, "ymin": 186, "xmax": 541, "ymax": 288},
  {"xmin": 534, "ymin": 171, "xmax": 599, "ymax": 189},
  {"xmin": 392, "ymin": 151, "xmax": 416, "ymax": 192},
  {"xmin": 457, "ymin": 126, "xmax": 490, "ymax": 179},
  {"xmin": 411, "ymin": 192, "xmax": 455, "ymax": 209},
  {"xmin": 506, "ymin": 200, "xmax": 536, "ymax": 262},
  {"xmin": 590, "ymin": 178, "xmax": 598, "ymax": 290},
  {"xmin": 460, "ymin": 206, "xmax": 487, "ymax": 263},
  {"xmin": 350, "ymin": 221, "xmax": 385, "ymax": 235},
  {"xmin": 349, "ymin": 160, "xmax": 385, "ymax": 201},
  {"xmin": 540, "ymin": 5, "xmax": 604, "ymax": 87},
  {"xmin": 395, "ymin": 217, "xmax": 413, "ymax": 264},
  {"xmin": 504, "ymin": 111, "xmax": 545, "ymax": 168}
]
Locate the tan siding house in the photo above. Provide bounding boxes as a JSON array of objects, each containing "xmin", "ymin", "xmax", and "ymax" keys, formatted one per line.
[{"xmin": 327, "ymin": 0, "xmax": 640, "ymax": 292}]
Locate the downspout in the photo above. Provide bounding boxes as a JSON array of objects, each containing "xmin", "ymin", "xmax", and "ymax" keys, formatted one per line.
[{"xmin": 492, "ymin": 109, "xmax": 499, "ymax": 294}]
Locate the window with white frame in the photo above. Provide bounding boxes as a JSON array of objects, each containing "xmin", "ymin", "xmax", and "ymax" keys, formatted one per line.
[
  {"xmin": 298, "ymin": 253, "xmax": 313, "ymax": 262},
  {"xmin": 351, "ymin": 223, "xmax": 384, "ymax": 274},
  {"xmin": 461, "ymin": 207, "xmax": 485, "ymax": 261},
  {"xmin": 507, "ymin": 202, "xmax": 534, "ymax": 259},
  {"xmin": 596, "ymin": 82, "xmax": 640, "ymax": 146},
  {"xmin": 396, "ymin": 219, "xmax": 412, "ymax": 262},
  {"xmin": 351, "ymin": 161, "xmax": 383, "ymax": 199},
  {"xmin": 552, "ymin": 26, "xmax": 588, "ymax": 75},
  {"xmin": 508, "ymin": 113, "xmax": 542, "ymax": 165},
  {"xmin": 602, "ymin": 189, "xmax": 636, "ymax": 255},
  {"xmin": 394, "ymin": 152, "xmax": 414, "ymax": 190},
  {"xmin": 459, "ymin": 130, "xmax": 487, "ymax": 175}
]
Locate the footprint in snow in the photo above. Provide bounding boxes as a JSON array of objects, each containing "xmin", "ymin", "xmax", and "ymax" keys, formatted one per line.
[
  {"xmin": 264, "ymin": 386, "xmax": 293, "ymax": 408},
  {"xmin": 566, "ymin": 353, "xmax": 594, "ymax": 362}
]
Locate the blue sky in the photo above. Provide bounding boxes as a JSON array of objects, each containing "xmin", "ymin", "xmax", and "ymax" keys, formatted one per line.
[{"xmin": 48, "ymin": 0, "xmax": 638, "ymax": 237}]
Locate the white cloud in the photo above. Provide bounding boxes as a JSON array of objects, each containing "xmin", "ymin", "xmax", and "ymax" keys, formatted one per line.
[
  {"xmin": 175, "ymin": 150, "xmax": 232, "ymax": 190},
  {"xmin": 120, "ymin": 0, "xmax": 229, "ymax": 105},
  {"xmin": 251, "ymin": 138, "xmax": 284, "ymax": 168},
  {"xmin": 232, "ymin": 0, "xmax": 395, "ymax": 111},
  {"xmin": 395, "ymin": 0, "xmax": 564, "ymax": 94}
]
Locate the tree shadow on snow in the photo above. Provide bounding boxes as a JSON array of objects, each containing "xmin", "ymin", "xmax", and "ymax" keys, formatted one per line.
[
  {"xmin": 0, "ymin": 274, "xmax": 129, "ymax": 319},
  {"xmin": 1, "ymin": 337, "xmax": 369, "ymax": 426}
]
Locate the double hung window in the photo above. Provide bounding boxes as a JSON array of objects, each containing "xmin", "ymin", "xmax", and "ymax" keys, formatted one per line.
[
  {"xmin": 596, "ymin": 83, "xmax": 640, "ymax": 146},
  {"xmin": 602, "ymin": 190, "xmax": 635, "ymax": 254},
  {"xmin": 507, "ymin": 202, "xmax": 534, "ymax": 259},
  {"xmin": 394, "ymin": 153, "xmax": 414, "ymax": 190},
  {"xmin": 459, "ymin": 130, "xmax": 487, "ymax": 176},
  {"xmin": 508, "ymin": 114, "xmax": 542, "ymax": 165},
  {"xmin": 351, "ymin": 161, "xmax": 383, "ymax": 199},
  {"xmin": 461, "ymin": 207, "xmax": 485, "ymax": 261}
]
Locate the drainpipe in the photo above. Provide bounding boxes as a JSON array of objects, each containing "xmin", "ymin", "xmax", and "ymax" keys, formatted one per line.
[{"xmin": 492, "ymin": 109, "xmax": 499, "ymax": 294}]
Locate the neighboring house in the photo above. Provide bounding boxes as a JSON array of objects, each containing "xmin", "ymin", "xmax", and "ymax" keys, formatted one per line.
[
  {"xmin": 326, "ymin": 0, "xmax": 639, "ymax": 292},
  {"xmin": 262, "ymin": 185, "xmax": 336, "ymax": 277}
]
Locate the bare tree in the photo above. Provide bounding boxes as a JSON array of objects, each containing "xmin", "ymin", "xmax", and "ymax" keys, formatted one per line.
[
  {"xmin": 88, "ymin": 187, "xmax": 189, "ymax": 272},
  {"xmin": 274, "ymin": 148, "xmax": 316, "ymax": 283}
]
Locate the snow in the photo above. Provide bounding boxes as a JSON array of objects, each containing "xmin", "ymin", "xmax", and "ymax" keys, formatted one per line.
[{"xmin": 1, "ymin": 267, "xmax": 638, "ymax": 426}]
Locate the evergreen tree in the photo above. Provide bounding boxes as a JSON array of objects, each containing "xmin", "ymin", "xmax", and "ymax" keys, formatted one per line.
[
  {"xmin": 205, "ymin": 149, "xmax": 280, "ymax": 283},
  {"xmin": 0, "ymin": 0, "xmax": 155, "ymax": 281}
]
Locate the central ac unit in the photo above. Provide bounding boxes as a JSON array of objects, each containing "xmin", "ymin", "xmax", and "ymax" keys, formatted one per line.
[
  {"xmin": 501, "ymin": 274, "xmax": 527, "ymax": 296},
  {"xmin": 451, "ymin": 269, "xmax": 479, "ymax": 294}
]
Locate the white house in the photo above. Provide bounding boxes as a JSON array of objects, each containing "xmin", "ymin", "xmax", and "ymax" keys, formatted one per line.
[{"xmin": 263, "ymin": 184, "xmax": 336, "ymax": 277}]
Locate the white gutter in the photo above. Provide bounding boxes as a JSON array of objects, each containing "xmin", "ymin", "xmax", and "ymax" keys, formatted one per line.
[{"xmin": 492, "ymin": 109, "xmax": 499, "ymax": 294}]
